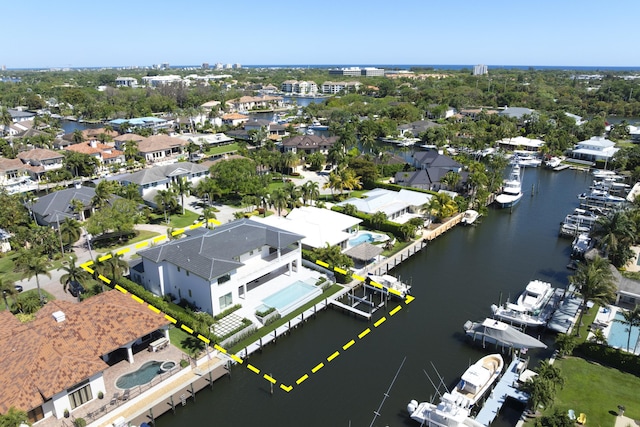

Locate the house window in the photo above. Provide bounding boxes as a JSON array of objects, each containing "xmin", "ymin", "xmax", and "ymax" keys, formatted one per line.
[
  {"xmin": 186, "ymin": 271, "xmax": 189, "ymax": 276},
  {"xmin": 218, "ymin": 274, "xmax": 230, "ymax": 285},
  {"xmin": 27, "ymin": 406, "xmax": 44, "ymax": 423},
  {"xmin": 177, "ymin": 267, "xmax": 180, "ymax": 272},
  {"xmin": 188, "ymin": 289, "xmax": 192, "ymax": 298},
  {"xmin": 219, "ymin": 292, "xmax": 232, "ymax": 310},
  {"xmin": 67, "ymin": 380, "xmax": 93, "ymax": 409}
]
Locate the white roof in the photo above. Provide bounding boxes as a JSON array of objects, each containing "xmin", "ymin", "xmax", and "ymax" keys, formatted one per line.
[
  {"xmin": 497, "ymin": 136, "xmax": 545, "ymax": 149},
  {"xmin": 253, "ymin": 206, "xmax": 361, "ymax": 249},
  {"xmin": 337, "ymin": 188, "xmax": 431, "ymax": 216}
]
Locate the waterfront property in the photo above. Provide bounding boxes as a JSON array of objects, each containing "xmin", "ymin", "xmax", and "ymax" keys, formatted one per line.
[
  {"xmin": 337, "ymin": 188, "xmax": 431, "ymax": 224},
  {"xmin": 570, "ymin": 136, "xmax": 619, "ymax": 164},
  {"xmin": 27, "ymin": 185, "xmax": 113, "ymax": 226},
  {"xmin": 0, "ymin": 291, "xmax": 170, "ymax": 424},
  {"xmin": 131, "ymin": 219, "xmax": 306, "ymax": 317}
]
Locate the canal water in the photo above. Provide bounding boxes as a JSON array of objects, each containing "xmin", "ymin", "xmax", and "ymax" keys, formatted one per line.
[{"xmin": 153, "ymin": 167, "xmax": 594, "ymax": 427}]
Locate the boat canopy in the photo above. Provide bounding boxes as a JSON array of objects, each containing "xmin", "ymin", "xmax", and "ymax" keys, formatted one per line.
[{"xmin": 465, "ymin": 318, "xmax": 547, "ymax": 349}]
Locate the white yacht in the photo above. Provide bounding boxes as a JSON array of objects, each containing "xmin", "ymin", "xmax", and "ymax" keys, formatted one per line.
[
  {"xmin": 490, "ymin": 280, "xmax": 555, "ymax": 327},
  {"xmin": 495, "ymin": 164, "xmax": 523, "ymax": 208},
  {"xmin": 544, "ymin": 157, "xmax": 563, "ymax": 168},
  {"xmin": 460, "ymin": 210, "xmax": 480, "ymax": 226},
  {"xmin": 407, "ymin": 393, "xmax": 485, "ymax": 427},
  {"xmin": 571, "ymin": 233, "xmax": 593, "ymax": 258},
  {"xmin": 510, "ymin": 153, "xmax": 542, "ymax": 167}
]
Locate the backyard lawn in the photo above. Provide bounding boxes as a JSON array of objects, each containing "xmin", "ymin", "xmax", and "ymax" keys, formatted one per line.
[{"xmin": 535, "ymin": 356, "xmax": 640, "ymax": 427}]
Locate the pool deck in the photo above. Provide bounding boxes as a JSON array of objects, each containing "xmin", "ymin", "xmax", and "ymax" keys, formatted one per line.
[{"xmin": 594, "ymin": 306, "xmax": 640, "ymax": 355}]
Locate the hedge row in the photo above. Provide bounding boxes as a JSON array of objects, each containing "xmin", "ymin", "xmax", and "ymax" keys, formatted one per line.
[{"xmin": 575, "ymin": 342, "xmax": 640, "ymax": 376}]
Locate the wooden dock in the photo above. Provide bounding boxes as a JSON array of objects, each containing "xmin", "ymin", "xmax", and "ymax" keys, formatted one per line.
[{"xmin": 553, "ymin": 164, "xmax": 570, "ymax": 171}]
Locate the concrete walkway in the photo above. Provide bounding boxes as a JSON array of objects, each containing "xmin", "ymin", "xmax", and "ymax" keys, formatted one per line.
[{"xmin": 615, "ymin": 414, "xmax": 639, "ymax": 427}]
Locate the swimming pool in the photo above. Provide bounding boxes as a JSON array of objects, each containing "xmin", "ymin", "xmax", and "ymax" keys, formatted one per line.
[
  {"xmin": 607, "ymin": 311, "xmax": 640, "ymax": 353},
  {"xmin": 116, "ymin": 360, "xmax": 176, "ymax": 389},
  {"xmin": 348, "ymin": 231, "xmax": 389, "ymax": 247},
  {"xmin": 262, "ymin": 280, "xmax": 322, "ymax": 316}
]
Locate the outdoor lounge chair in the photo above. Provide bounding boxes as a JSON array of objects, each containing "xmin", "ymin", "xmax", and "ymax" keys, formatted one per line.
[
  {"xmin": 568, "ymin": 409, "xmax": 576, "ymax": 420},
  {"xmin": 577, "ymin": 413, "xmax": 586, "ymax": 424},
  {"xmin": 110, "ymin": 392, "xmax": 119, "ymax": 405},
  {"xmin": 121, "ymin": 389, "xmax": 130, "ymax": 401}
]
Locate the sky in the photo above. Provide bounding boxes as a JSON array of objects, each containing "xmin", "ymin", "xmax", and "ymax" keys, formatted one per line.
[{"xmin": 2, "ymin": 0, "xmax": 639, "ymax": 69}]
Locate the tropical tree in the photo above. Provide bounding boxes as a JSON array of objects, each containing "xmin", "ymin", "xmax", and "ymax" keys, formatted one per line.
[
  {"xmin": 171, "ymin": 177, "xmax": 193, "ymax": 215},
  {"xmin": 535, "ymin": 360, "xmax": 565, "ymax": 391},
  {"xmin": 59, "ymin": 217, "xmax": 82, "ymax": 250},
  {"xmin": 569, "ymin": 255, "xmax": 617, "ymax": 336},
  {"xmin": 195, "ymin": 178, "xmax": 222, "ymax": 207},
  {"xmin": 440, "ymin": 171, "xmax": 462, "ymax": 191},
  {"xmin": 339, "ymin": 168, "xmax": 362, "ymax": 195},
  {"xmin": 425, "ymin": 192, "xmax": 459, "ymax": 222},
  {"xmin": 58, "ymin": 254, "xmax": 92, "ymax": 297},
  {"xmin": 154, "ymin": 189, "xmax": 178, "ymax": 224},
  {"xmin": 0, "ymin": 278, "xmax": 18, "ymax": 310},
  {"xmin": 592, "ymin": 211, "xmax": 636, "ymax": 267},
  {"xmin": 370, "ymin": 211, "xmax": 387, "ymax": 230},
  {"xmin": 15, "ymin": 250, "xmax": 51, "ymax": 306},
  {"xmin": 70, "ymin": 198, "xmax": 87, "ymax": 220},
  {"xmin": 92, "ymin": 180, "xmax": 120, "ymax": 209},
  {"xmin": 270, "ymin": 188, "xmax": 289, "ymax": 216},
  {"xmin": 615, "ymin": 305, "xmax": 640, "ymax": 352},
  {"xmin": 310, "ymin": 243, "xmax": 354, "ymax": 283},
  {"xmin": 589, "ymin": 327, "xmax": 608, "ymax": 345},
  {"xmin": 520, "ymin": 376, "xmax": 554, "ymax": 414},
  {"xmin": 202, "ymin": 207, "xmax": 217, "ymax": 229},
  {"xmin": 95, "ymin": 252, "xmax": 128, "ymax": 283},
  {"xmin": 0, "ymin": 406, "xmax": 30, "ymax": 427}
]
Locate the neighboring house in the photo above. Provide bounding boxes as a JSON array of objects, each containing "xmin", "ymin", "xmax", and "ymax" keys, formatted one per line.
[
  {"xmin": 496, "ymin": 136, "xmax": 546, "ymax": 153},
  {"xmin": 175, "ymin": 132, "xmax": 235, "ymax": 150},
  {"xmin": 627, "ymin": 124, "xmax": 640, "ymax": 142},
  {"xmin": 565, "ymin": 112, "xmax": 586, "ymax": 126},
  {"xmin": 395, "ymin": 169, "xmax": 455, "ymax": 191},
  {"xmin": 131, "ymin": 219, "xmax": 304, "ymax": 316},
  {"xmin": 141, "ymin": 75, "xmax": 184, "ymax": 87},
  {"xmin": 28, "ymin": 185, "xmax": 102, "ymax": 226},
  {"xmin": 221, "ymin": 113, "xmax": 250, "ymax": 127},
  {"xmin": 570, "ymin": 136, "xmax": 619, "ymax": 163},
  {"xmin": 281, "ymin": 80, "xmax": 318, "ymax": 95},
  {"xmin": 254, "ymin": 206, "xmax": 362, "ymax": 251},
  {"xmin": 137, "ymin": 134, "xmax": 188, "ymax": 164},
  {"xmin": 65, "ymin": 141, "xmax": 125, "ymax": 169},
  {"xmin": 498, "ymin": 106, "xmax": 536, "ymax": 120},
  {"xmin": 225, "ymin": 95, "xmax": 285, "ymax": 112},
  {"xmin": 336, "ymin": 188, "xmax": 432, "ymax": 223},
  {"xmin": 119, "ymin": 161, "xmax": 209, "ymax": 206},
  {"xmin": 8, "ymin": 108, "xmax": 36, "ymax": 122},
  {"xmin": 281, "ymin": 135, "xmax": 339, "ymax": 155},
  {"xmin": 611, "ymin": 265, "xmax": 640, "ymax": 308},
  {"xmin": 0, "ymin": 228, "xmax": 11, "ymax": 252},
  {"xmin": 397, "ymin": 151, "xmax": 468, "ymax": 191},
  {"xmin": 16, "ymin": 148, "xmax": 64, "ymax": 181},
  {"xmin": 413, "ymin": 151, "xmax": 463, "ymax": 172},
  {"xmin": 115, "ymin": 76, "xmax": 138, "ymax": 87},
  {"xmin": 0, "ymin": 157, "xmax": 30, "ymax": 184},
  {"xmin": 244, "ymin": 119, "xmax": 287, "ymax": 136},
  {"xmin": 426, "ymin": 105, "xmax": 456, "ymax": 119},
  {"xmin": 0, "ymin": 291, "xmax": 169, "ymax": 423},
  {"xmin": 113, "ymin": 133, "xmax": 146, "ymax": 151},
  {"xmin": 397, "ymin": 120, "xmax": 441, "ymax": 137}
]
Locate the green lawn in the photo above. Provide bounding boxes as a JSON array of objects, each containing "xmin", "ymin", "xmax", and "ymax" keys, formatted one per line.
[
  {"xmin": 547, "ymin": 357, "xmax": 640, "ymax": 427},
  {"xmin": 0, "ymin": 288, "xmax": 56, "ymax": 312},
  {"xmin": 204, "ymin": 143, "xmax": 240, "ymax": 156},
  {"xmin": 149, "ymin": 209, "xmax": 200, "ymax": 228},
  {"xmin": 94, "ymin": 230, "xmax": 161, "ymax": 253},
  {"xmin": 0, "ymin": 252, "xmax": 21, "ymax": 284}
]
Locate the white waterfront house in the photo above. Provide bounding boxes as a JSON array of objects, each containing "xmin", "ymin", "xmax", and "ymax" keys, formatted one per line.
[
  {"xmin": 570, "ymin": 136, "xmax": 620, "ymax": 164},
  {"xmin": 131, "ymin": 219, "xmax": 304, "ymax": 316},
  {"xmin": 336, "ymin": 188, "xmax": 432, "ymax": 224}
]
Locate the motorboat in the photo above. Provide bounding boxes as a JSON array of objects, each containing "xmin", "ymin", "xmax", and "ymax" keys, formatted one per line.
[
  {"xmin": 464, "ymin": 318, "xmax": 547, "ymax": 350},
  {"xmin": 544, "ymin": 157, "xmax": 563, "ymax": 168},
  {"xmin": 490, "ymin": 280, "xmax": 555, "ymax": 327},
  {"xmin": 449, "ymin": 353, "xmax": 504, "ymax": 409},
  {"xmin": 592, "ymin": 169, "xmax": 618, "ymax": 178},
  {"xmin": 365, "ymin": 273, "xmax": 411, "ymax": 298},
  {"xmin": 495, "ymin": 164, "xmax": 523, "ymax": 208},
  {"xmin": 407, "ymin": 393, "xmax": 485, "ymax": 427},
  {"xmin": 571, "ymin": 233, "xmax": 593, "ymax": 258},
  {"xmin": 578, "ymin": 189, "xmax": 626, "ymax": 212},
  {"xmin": 460, "ymin": 210, "xmax": 480, "ymax": 226},
  {"xmin": 309, "ymin": 120, "xmax": 329, "ymax": 131},
  {"xmin": 510, "ymin": 153, "xmax": 542, "ymax": 167},
  {"xmin": 559, "ymin": 209, "xmax": 599, "ymax": 237}
]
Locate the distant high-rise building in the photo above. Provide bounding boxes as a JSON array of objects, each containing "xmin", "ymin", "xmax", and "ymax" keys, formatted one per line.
[
  {"xmin": 214, "ymin": 63, "xmax": 223, "ymax": 70},
  {"xmin": 161, "ymin": 62, "xmax": 170, "ymax": 70},
  {"xmin": 202, "ymin": 63, "xmax": 209, "ymax": 70},
  {"xmin": 1, "ymin": 65, "xmax": 5, "ymax": 71},
  {"xmin": 225, "ymin": 64, "xmax": 232, "ymax": 69},
  {"xmin": 234, "ymin": 63, "xmax": 242, "ymax": 69},
  {"xmin": 473, "ymin": 64, "xmax": 488, "ymax": 75}
]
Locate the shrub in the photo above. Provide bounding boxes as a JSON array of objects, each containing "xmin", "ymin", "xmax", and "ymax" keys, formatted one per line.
[
  {"xmin": 73, "ymin": 418, "xmax": 87, "ymax": 427},
  {"xmin": 180, "ymin": 359, "xmax": 189, "ymax": 368},
  {"xmin": 255, "ymin": 306, "xmax": 276, "ymax": 317}
]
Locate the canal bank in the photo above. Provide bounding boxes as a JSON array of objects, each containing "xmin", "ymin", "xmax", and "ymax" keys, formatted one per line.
[{"xmin": 151, "ymin": 167, "xmax": 594, "ymax": 427}]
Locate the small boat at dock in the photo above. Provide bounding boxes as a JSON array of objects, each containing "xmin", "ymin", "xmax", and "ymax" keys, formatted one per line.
[
  {"xmin": 490, "ymin": 280, "xmax": 555, "ymax": 327},
  {"xmin": 495, "ymin": 164, "xmax": 523, "ymax": 208},
  {"xmin": 460, "ymin": 210, "xmax": 480, "ymax": 226},
  {"xmin": 464, "ymin": 318, "xmax": 548, "ymax": 350}
]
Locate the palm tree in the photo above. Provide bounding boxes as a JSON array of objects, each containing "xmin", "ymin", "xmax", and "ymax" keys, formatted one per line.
[
  {"xmin": 340, "ymin": 168, "xmax": 362, "ymax": 195},
  {"xmin": 370, "ymin": 211, "xmax": 387, "ymax": 230},
  {"xmin": 270, "ymin": 188, "xmax": 289, "ymax": 216},
  {"xmin": 172, "ymin": 177, "xmax": 193, "ymax": 215},
  {"xmin": 426, "ymin": 192, "xmax": 459, "ymax": 222},
  {"xmin": 96, "ymin": 252, "xmax": 129, "ymax": 282},
  {"xmin": 342, "ymin": 203, "xmax": 358, "ymax": 216},
  {"xmin": 323, "ymin": 170, "xmax": 344, "ymax": 197},
  {"xmin": 202, "ymin": 207, "xmax": 217, "ymax": 229},
  {"xmin": 123, "ymin": 139, "xmax": 139, "ymax": 161},
  {"xmin": 154, "ymin": 189, "xmax": 177, "ymax": 224},
  {"xmin": 15, "ymin": 250, "xmax": 51, "ymax": 306},
  {"xmin": 535, "ymin": 360, "xmax": 565, "ymax": 391},
  {"xmin": 195, "ymin": 178, "xmax": 222, "ymax": 207},
  {"xmin": 0, "ymin": 278, "xmax": 18, "ymax": 310},
  {"xmin": 615, "ymin": 305, "xmax": 640, "ymax": 352},
  {"xmin": 592, "ymin": 211, "xmax": 636, "ymax": 267},
  {"xmin": 569, "ymin": 255, "xmax": 617, "ymax": 336},
  {"xmin": 70, "ymin": 198, "xmax": 86, "ymax": 220},
  {"xmin": 58, "ymin": 254, "xmax": 92, "ymax": 297},
  {"xmin": 520, "ymin": 376, "xmax": 554, "ymax": 415},
  {"xmin": 440, "ymin": 171, "xmax": 462, "ymax": 191},
  {"xmin": 59, "ymin": 218, "xmax": 81, "ymax": 250}
]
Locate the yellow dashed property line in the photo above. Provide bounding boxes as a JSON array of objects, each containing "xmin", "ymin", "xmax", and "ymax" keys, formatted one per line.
[
  {"xmin": 327, "ymin": 351, "xmax": 339, "ymax": 362},
  {"xmin": 116, "ymin": 248, "xmax": 130, "ymax": 256},
  {"xmin": 209, "ymin": 219, "xmax": 221, "ymax": 225},
  {"xmin": 148, "ymin": 305, "xmax": 161, "ymax": 314},
  {"xmin": 311, "ymin": 363, "xmax": 324, "ymax": 373},
  {"xmin": 214, "ymin": 344, "xmax": 227, "ymax": 354},
  {"xmin": 181, "ymin": 324, "xmax": 194, "ymax": 334},
  {"xmin": 153, "ymin": 236, "xmax": 166, "ymax": 243},
  {"xmin": 189, "ymin": 223, "xmax": 202, "ymax": 229},
  {"xmin": 98, "ymin": 254, "xmax": 112, "ymax": 262},
  {"xmin": 230, "ymin": 354, "xmax": 243, "ymax": 364},
  {"xmin": 315, "ymin": 260, "xmax": 329, "ymax": 268},
  {"xmin": 374, "ymin": 317, "xmax": 387, "ymax": 327},
  {"xmin": 388, "ymin": 288, "xmax": 402, "ymax": 297},
  {"xmin": 343, "ymin": 339, "xmax": 355, "ymax": 350},
  {"xmin": 135, "ymin": 242, "xmax": 149, "ymax": 249},
  {"xmin": 358, "ymin": 328, "xmax": 371, "ymax": 339},
  {"xmin": 83, "ymin": 267, "xmax": 94, "ymax": 274},
  {"xmin": 98, "ymin": 275, "xmax": 111, "ymax": 284},
  {"xmin": 80, "ymin": 261, "xmax": 93, "ymax": 268},
  {"xmin": 114, "ymin": 284, "xmax": 128, "ymax": 293},
  {"xmin": 352, "ymin": 274, "xmax": 365, "ymax": 281},
  {"xmin": 131, "ymin": 295, "xmax": 144, "ymax": 304},
  {"xmin": 389, "ymin": 305, "xmax": 402, "ymax": 316},
  {"xmin": 247, "ymin": 364, "xmax": 260, "ymax": 375},
  {"xmin": 369, "ymin": 281, "xmax": 383, "ymax": 289},
  {"xmin": 171, "ymin": 229, "xmax": 185, "ymax": 236},
  {"xmin": 296, "ymin": 374, "xmax": 309, "ymax": 385},
  {"xmin": 405, "ymin": 295, "xmax": 415, "ymax": 304},
  {"xmin": 333, "ymin": 266, "xmax": 347, "ymax": 275},
  {"xmin": 164, "ymin": 314, "xmax": 177, "ymax": 324},
  {"xmin": 280, "ymin": 384, "xmax": 293, "ymax": 392},
  {"xmin": 263, "ymin": 374, "xmax": 277, "ymax": 384},
  {"xmin": 197, "ymin": 334, "xmax": 210, "ymax": 344}
]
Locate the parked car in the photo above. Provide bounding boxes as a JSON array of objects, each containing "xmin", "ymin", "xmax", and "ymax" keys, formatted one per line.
[
  {"xmin": 68, "ymin": 281, "xmax": 85, "ymax": 298},
  {"xmin": 14, "ymin": 285, "xmax": 23, "ymax": 293}
]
